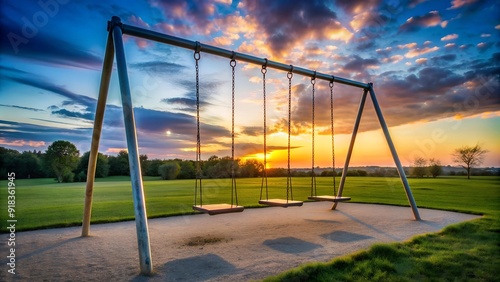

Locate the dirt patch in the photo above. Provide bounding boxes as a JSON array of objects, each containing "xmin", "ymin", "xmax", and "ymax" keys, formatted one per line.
[{"xmin": 184, "ymin": 235, "xmax": 231, "ymax": 246}]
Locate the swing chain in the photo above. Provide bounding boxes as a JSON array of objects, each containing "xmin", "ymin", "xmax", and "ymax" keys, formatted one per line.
[
  {"xmin": 330, "ymin": 80, "xmax": 337, "ymax": 196},
  {"xmin": 260, "ymin": 59, "xmax": 268, "ymax": 200},
  {"xmin": 287, "ymin": 66, "xmax": 293, "ymax": 201},
  {"xmin": 194, "ymin": 46, "xmax": 202, "ymax": 205},
  {"xmin": 311, "ymin": 72, "xmax": 316, "ymax": 196},
  {"xmin": 230, "ymin": 56, "xmax": 237, "ymax": 206}
]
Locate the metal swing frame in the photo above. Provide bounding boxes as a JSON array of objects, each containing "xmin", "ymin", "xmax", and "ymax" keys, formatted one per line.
[{"xmin": 81, "ymin": 16, "xmax": 421, "ymax": 275}]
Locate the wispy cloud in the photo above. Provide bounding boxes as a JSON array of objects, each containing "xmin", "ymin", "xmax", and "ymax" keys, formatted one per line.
[
  {"xmin": 0, "ymin": 104, "xmax": 44, "ymax": 112},
  {"xmin": 399, "ymin": 11, "xmax": 442, "ymax": 33}
]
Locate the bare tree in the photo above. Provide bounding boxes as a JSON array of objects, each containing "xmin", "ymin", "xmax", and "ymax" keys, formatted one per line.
[
  {"xmin": 452, "ymin": 144, "xmax": 488, "ymax": 179},
  {"xmin": 411, "ymin": 157, "xmax": 427, "ymax": 178}
]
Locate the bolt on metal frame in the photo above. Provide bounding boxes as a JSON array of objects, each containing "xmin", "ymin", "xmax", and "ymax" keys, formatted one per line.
[{"xmin": 82, "ymin": 16, "xmax": 421, "ymax": 275}]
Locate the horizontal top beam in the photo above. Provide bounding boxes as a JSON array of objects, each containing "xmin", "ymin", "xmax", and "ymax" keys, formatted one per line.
[{"xmin": 112, "ymin": 17, "xmax": 370, "ymax": 89}]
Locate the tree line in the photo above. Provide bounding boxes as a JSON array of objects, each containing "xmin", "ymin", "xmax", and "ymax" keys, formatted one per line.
[{"xmin": 0, "ymin": 141, "xmax": 493, "ymax": 182}]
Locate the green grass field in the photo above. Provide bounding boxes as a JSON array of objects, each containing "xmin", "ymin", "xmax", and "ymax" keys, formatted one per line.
[{"xmin": 1, "ymin": 176, "xmax": 499, "ymax": 280}]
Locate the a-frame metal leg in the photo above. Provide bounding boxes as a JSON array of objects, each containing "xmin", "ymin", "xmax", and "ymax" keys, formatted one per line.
[
  {"xmin": 111, "ymin": 16, "xmax": 153, "ymax": 274},
  {"xmin": 367, "ymin": 83, "xmax": 421, "ymax": 220},
  {"xmin": 81, "ymin": 28, "xmax": 115, "ymax": 237},
  {"xmin": 332, "ymin": 89, "xmax": 368, "ymax": 210}
]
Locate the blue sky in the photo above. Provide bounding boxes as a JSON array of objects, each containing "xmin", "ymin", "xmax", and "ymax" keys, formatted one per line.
[{"xmin": 0, "ymin": 0, "xmax": 499, "ymax": 168}]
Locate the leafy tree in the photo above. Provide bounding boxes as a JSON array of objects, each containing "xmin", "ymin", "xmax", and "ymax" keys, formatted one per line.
[
  {"xmin": 144, "ymin": 159, "xmax": 165, "ymax": 176},
  {"xmin": 178, "ymin": 160, "xmax": 196, "ymax": 179},
  {"xmin": 452, "ymin": 144, "xmax": 488, "ymax": 179},
  {"xmin": 239, "ymin": 159, "xmax": 263, "ymax": 178},
  {"xmin": 411, "ymin": 157, "xmax": 427, "ymax": 178},
  {"xmin": 158, "ymin": 162, "xmax": 180, "ymax": 180},
  {"xmin": 108, "ymin": 150, "xmax": 129, "ymax": 176},
  {"xmin": 0, "ymin": 147, "xmax": 21, "ymax": 179},
  {"xmin": 428, "ymin": 158, "xmax": 442, "ymax": 178},
  {"xmin": 76, "ymin": 151, "xmax": 110, "ymax": 178},
  {"xmin": 45, "ymin": 140, "xmax": 80, "ymax": 183},
  {"xmin": 18, "ymin": 151, "xmax": 45, "ymax": 178}
]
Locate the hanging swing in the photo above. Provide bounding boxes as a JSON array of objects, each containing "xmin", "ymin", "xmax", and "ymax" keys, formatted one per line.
[
  {"xmin": 192, "ymin": 49, "xmax": 244, "ymax": 215},
  {"xmin": 308, "ymin": 78, "xmax": 351, "ymax": 203},
  {"xmin": 259, "ymin": 63, "xmax": 303, "ymax": 208}
]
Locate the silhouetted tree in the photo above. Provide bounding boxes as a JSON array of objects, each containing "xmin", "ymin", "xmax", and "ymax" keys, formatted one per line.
[
  {"xmin": 411, "ymin": 157, "xmax": 427, "ymax": 178},
  {"xmin": 428, "ymin": 158, "xmax": 442, "ymax": 178},
  {"xmin": 452, "ymin": 144, "xmax": 488, "ymax": 179}
]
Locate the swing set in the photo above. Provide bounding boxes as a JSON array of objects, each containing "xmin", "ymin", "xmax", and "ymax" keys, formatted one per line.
[{"xmin": 81, "ymin": 16, "xmax": 421, "ymax": 275}]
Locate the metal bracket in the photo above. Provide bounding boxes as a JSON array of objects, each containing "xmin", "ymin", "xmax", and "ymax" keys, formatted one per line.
[{"xmin": 107, "ymin": 16, "xmax": 123, "ymax": 32}]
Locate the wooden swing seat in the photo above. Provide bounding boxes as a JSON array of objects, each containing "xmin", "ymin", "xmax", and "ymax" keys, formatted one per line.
[
  {"xmin": 308, "ymin": 195, "xmax": 351, "ymax": 202},
  {"xmin": 259, "ymin": 199, "xmax": 303, "ymax": 207},
  {"xmin": 193, "ymin": 204, "xmax": 244, "ymax": 215}
]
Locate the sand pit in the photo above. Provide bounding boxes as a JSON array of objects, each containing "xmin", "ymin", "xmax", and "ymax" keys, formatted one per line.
[{"xmin": 1, "ymin": 202, "xmax": 479, "ymax": 281}]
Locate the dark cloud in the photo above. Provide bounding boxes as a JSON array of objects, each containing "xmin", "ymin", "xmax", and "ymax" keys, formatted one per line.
[
  {"xmin": 240, "ymin": 126, "xmax": 261, "ymax": 137},
  {"xmin": 409, "ymin": 67, "xmax": 464, "ymax": 93},
  {"xmin": 0, "ymin": 104, "xmax": 44, "ymax": 112},
  {"xmin": 245, "ymin": 0, "xmax": 342, "ymax": 57},
  {"xmin": 343, "ymin": 55, "xmax": 379, "ymax": 71},
  {"xmin": 399, "ymin": 11, "xmax": 441, "ymax": 33},
  {"xmin": 130, "ymin": 61, "xmax": 186, "ymax": 75},
  {"xmin": 429, "ymin": 54, "xmax": 457, "ymax": 65},
  {"xmin": 150, "ymin": 0, "xmax": 218, "ymax": 36},
  {"xmin": 375, "ymin": 63, "xmax": 500, "ymax": 129},
  {"xmin": 477, "ymin": 42, "xmax": 493, "ymax": 52},
  {"xmin": 0, "ymin": 18, "xmax": 102, "ymax": 69},
  {"xmin": 51, "ymin": 109, "xmax": 94, "ymax": 120},
  {"xmin": 355, "ymin": 40, "xmax": 377, "ymax": 51},
  {"xmin": 161, "ymin": 97, "xmax": 212, "ymax": 113}
]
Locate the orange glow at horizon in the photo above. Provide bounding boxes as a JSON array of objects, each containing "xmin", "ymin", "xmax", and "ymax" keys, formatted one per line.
[{"xmin": 241, "ymin": 152, "xmax": 272, "ymax": 169}]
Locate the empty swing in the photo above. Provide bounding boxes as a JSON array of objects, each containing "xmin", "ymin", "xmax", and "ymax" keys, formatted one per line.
[
  {"xmin": 192, "ymin": 49, "xmax": 244, "ymax": 215},
  {"xmin": 259, "ymin": 63, "xmax": 303, "ymax": 208},
  {"xmin": 308, "ymin": 79, "xmax": 351, "ymax": 203}
]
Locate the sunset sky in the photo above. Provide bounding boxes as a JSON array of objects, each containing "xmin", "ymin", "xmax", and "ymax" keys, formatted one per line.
[{"xmin": 1, "ymin": 0, "xmax": 499, "ymax": 169}]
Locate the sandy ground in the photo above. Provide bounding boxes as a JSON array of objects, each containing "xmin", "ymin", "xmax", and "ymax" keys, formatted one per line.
[{"xmin": 1, "ymin": 202, "xmax": 479, "ymax": 281}]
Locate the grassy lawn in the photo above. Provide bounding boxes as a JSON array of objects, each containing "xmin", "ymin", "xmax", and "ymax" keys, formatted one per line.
[{"xmin": 0, "ymin": 175, "xmax": 499, "ymax": 280}]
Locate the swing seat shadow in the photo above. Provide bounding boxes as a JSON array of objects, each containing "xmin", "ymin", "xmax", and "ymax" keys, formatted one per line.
[
  {"xmin": 151, "ymin": 253, "xmax": 238, "ymax": 281},
  {"xmin": 263, "ymin": 237, "xmax": 322, "ymax": 254},
  {"xmin": 321, "ymin": 230, "xmax": 373, "ymax": 243}
]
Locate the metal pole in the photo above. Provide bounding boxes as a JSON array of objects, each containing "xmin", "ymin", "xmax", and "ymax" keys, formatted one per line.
[
  {"xmin": 368, "ymin": 84, "xmax": 421, "ymax": 220},
  {"xmin": 82, "ymin": 29, "xmax": 115, "ymax": 237},
  {"xmin": 111, "ymin": 16, "xmax": 153, "ymax": 274},
  {"xmin": 121, "ymin": 23, "xmax": 369, "ymax": 89},
  {"xmin": 332, "ymin": 89, "xmax": 368, "ymax": 210}
]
